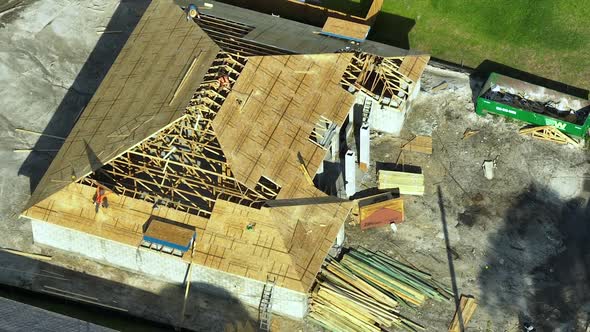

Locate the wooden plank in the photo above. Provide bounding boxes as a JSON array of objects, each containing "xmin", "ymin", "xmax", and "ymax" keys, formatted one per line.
[
  {"xmin": 378, "ymin": 170, "xmax": 424, "ymax": 196},
  {"xmin": 321, "ymin": 17, "xmax": 370, "ymax": 41},
  {"xmin": 364, "ymin": 0, "xmax": 384, "ymax": 24},
  {"xmin": 402, "ymin": 136, "xmax": 432, "ymax": 154},
  {"xmin": 399, "ymin": 55, "xmax": 430, "ymax": 83},
  {"xmin": 143, "ymin": 218, "xmax": 195, "ymax": 248},
  {"xmin": 449, "ymin": 295, "xmax": 478, "ymax": 332}
]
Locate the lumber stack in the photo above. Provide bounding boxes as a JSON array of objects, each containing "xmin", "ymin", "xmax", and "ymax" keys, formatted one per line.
[
  {"xmin": 310, "ymin": 248, "xmax": 453, "ymax": 332},
  {"xmin": 359, "ymin": 197, "xmax": 404, "ymax": 230},
  {"xmin": 448, "ymin": 295, "xmax": 478, "ymax": 332},
  {"xmin": 378, "ymin": 170, "xmax": 424, "ymax": 196}
]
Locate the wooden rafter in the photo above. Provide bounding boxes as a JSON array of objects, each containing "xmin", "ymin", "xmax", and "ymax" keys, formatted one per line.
[
  {"xmin": 82, "ymin": 50, "xmax": 281, "ymax": 218},
  {"xmin": 519, "ymin": 125, "xmax": 581, "ymax": 147},
  {"xmin": 341, "ymin": 52, "xmax": 414, "ymax": 108}
]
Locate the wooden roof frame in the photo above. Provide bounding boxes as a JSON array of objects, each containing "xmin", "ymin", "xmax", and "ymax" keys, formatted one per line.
[{"xmin": 23, "ymin": 0, "xmax": 429, "ymax": 293}]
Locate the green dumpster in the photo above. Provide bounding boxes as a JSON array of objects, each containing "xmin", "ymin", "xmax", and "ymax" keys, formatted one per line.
[{"xmin": 475, "ymin": 73, "xmax": 590, "ymax": 138}]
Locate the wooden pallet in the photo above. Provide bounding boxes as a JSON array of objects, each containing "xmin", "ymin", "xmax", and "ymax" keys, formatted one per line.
[{"xmin": 519, "ymin": 125, "xmax": 580, "ymax": 147}]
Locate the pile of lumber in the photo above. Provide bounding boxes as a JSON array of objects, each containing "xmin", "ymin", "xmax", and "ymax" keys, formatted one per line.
[
  {"xmin": 309, "ymin": 248, "xmax": 453, "ymax": 332},
  {"xmin": 449, "ymin": 295, "xmax": 478, "ymax": 332},
  {"xmin": 378, "ymin": 170, "xmax": 424, "ymax": 196}
]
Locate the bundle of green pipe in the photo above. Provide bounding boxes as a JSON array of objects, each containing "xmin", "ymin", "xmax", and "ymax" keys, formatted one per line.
[{"xmin": 309, "ymin": 247, "xmax": 453, "ymax": 332}]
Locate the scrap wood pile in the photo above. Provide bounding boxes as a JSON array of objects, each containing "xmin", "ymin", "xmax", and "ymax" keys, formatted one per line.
[{"xmin": 309, "ymin": 247, "xmax": 453, "ymax": 332}]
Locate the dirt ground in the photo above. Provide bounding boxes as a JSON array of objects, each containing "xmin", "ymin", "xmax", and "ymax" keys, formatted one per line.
[{"xmin": 335, "ymin": 66, "xmax": 590, "ymax": 331}]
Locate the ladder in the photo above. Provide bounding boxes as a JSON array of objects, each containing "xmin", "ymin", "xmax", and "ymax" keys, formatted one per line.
[
  {"xmin": 362, "ymin": 98, "xmax": 372, "ymax": 124},
  {"xmin": 259, "ymin": 277, "xmax": 276, "ymax": 331}
]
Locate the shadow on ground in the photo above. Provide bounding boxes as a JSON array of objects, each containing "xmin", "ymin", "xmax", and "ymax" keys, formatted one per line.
[
  {"xmin": 0, "ymin": 250, "xmax": 256, "ymax": 331},
  {"xmin": 468, "ymin": 60, "xmax": 590, "ymax": 103},
  {"xmin": 17, "ymin": 1, "xmax": 151, "ymax": 194},
  {"xmin": 478, "ymin": 185, "xmax": 590, "ymax": 330},
  {"xmin": 368, "ymin": 12, "xmax": 415, "ymax": 49}
]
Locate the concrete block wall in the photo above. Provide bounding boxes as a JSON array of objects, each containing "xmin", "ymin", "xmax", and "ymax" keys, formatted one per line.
[
  {"xmin": 190, "ymin": 264, "xmax": 308, "ymax": 319},
  {"xmin": 369, "ymin": 101, "xmax": 406, "ymax": 136},
  {"xmin": 31, "ymin": 220, "xmax": 188, "ymax": 283},
  {"xmin": 30, "ymin": 219, "xmax": 309, "ymax": 319}
]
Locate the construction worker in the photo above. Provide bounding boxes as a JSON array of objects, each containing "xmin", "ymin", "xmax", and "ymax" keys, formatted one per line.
[
  {"xmin": 217, "ymin": 70, "xmax": 230, "ymax": 91},
  {"xmin": 93, "ymin": 187, "xmax": 109, "ymax": 212},
  {"xmin": 185, "ymin": 3, "xmax": 200, "ymax": 20}
]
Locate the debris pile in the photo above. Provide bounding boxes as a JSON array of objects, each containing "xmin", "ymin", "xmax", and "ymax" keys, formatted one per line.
[
  {"xmin": 309, "ymin": 248, "xmax": 453, "ymax": 332},
  {"xmin": 482, "ymin": 90, "xmax": 588, "ymax": 125}
]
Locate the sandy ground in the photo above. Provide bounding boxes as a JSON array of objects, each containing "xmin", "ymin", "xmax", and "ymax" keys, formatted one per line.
[{"xmin": 339, "ymin": 66, "xmax": 590, "ymax": 331}]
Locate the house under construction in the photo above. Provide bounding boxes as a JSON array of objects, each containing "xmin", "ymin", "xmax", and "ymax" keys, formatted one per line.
[{"xmin": 21, "ymin": 0, "xmax": 429, "ymax": 319}]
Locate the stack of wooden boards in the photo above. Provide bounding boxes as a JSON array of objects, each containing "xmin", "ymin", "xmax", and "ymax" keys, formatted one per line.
[
  {"xmin": 356, "ymin": 192, "xmax": 404, "ymax": 230},
  {"xmin": 449, "ymin": 295, "xmax": 478, "ymax": 332},
  {"xmin": 309, "ymin": 248, "xmax": 453, "ymax": 332},
  {"xmin": 378, "ymin": 170, "xmax": 424, "ymax": 196}
]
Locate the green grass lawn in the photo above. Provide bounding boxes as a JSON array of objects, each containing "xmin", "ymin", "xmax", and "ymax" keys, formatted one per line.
[
  {"xmin": 221, "ymin": 0, "xmax": 589, "ymax": 93},
  {"xmin": 369, "ymin": 0, "xmax": 590, "ymax": 92}
]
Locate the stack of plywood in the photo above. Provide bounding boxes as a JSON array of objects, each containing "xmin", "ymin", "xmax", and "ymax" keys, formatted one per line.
[
  {"xmin": 378, "ymin": 170, "xmax": 424, "ymax": 196},
  {"xmin": 359, "ymin": 197, "xmax": 404, "ymax": 230}
]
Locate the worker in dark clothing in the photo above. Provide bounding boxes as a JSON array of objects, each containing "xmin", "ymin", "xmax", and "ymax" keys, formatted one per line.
[{"xmin": 185, "ymin": 3, "xmax": 200, "ymax": 20}]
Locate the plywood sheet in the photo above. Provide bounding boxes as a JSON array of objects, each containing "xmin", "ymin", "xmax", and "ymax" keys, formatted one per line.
[
  {"xmin": 213, "ymin": 54, "xmax": 355, "ymax": 199},
  {"xmin": 321, "ymin": 17, "xmax": 370, "ymax": 41},
  {"xmin": 26, "ymin": 0, "xmax": 221, "ymax": 210},
  {"xmin": 399, "ymin": 55, "xmax": 430, "ymax": 83},
  {"xmin": 144, "ymin": 218, "xmax": 195, "ymax": 248},
  {"xmin": 402, "ymin": 135, "xmax": 432, "ymax": 154}
]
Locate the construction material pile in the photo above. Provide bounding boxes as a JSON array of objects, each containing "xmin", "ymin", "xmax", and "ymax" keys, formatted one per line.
[{"xmin": 309, "ymin": 247, "xmax": 453, "ymax": 332}]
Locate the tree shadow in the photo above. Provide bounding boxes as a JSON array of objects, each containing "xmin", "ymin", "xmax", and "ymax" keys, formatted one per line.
[
  {"xmin": 478, "ymin": 184, "xmax": 590, "ymax": 330},
  {"xmin": 469, "ymin": 60, "xmax": 590, "ymax": 104},
  {"xmin": 17, "ymin": 1, "xmax": 151, "ymax": 194},
  {"xmin": 0, "ymin": 250, "xmax": 256, "ymax": 331}
]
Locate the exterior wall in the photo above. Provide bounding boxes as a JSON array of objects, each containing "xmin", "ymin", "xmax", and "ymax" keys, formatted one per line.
[
  {"xmin": 31, "ymin": 220, "xmax": 188, "ymax": 283},
  {"xmin": 369, "ymin": 101, "xmax": 406, "ymax": 136},
  {"xmin": 189, "ymin": 264, "xmax": 308, "ymax": 319},
  {"xmin": 368, "ymin": 80, "xmax": 422, "ymax": 136},
  {"xmin": 30, "ymin": 219, "xmax": 308, "ymax": 319}
]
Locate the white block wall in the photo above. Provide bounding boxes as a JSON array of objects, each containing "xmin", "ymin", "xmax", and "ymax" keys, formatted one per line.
[
  {"xmin": 190, "ymin": 264, "xmax": 308, "ymax": 319},
  {"xmin": 369, "ymin": 102, "xmax": 406, "ymax": 136},
  {"xmin": 30, "ymin": 219, "xmax": 309, "ymax": 319},
  {"xmin": 359, "ymin": 124, "xmax": 370, "ymax": 171},
  {"xmin": 344, "ymin": 150, "xmax": 356, "ymax": 197},
  {"xmin": 31, "ymin": 220, "xmax": 187, "ymax": 283}
]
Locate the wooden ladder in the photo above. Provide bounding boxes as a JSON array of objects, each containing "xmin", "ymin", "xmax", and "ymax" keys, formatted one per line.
[{"xmin": 259, "ymin": 277, "xmax": 276, "ymax": 331}]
